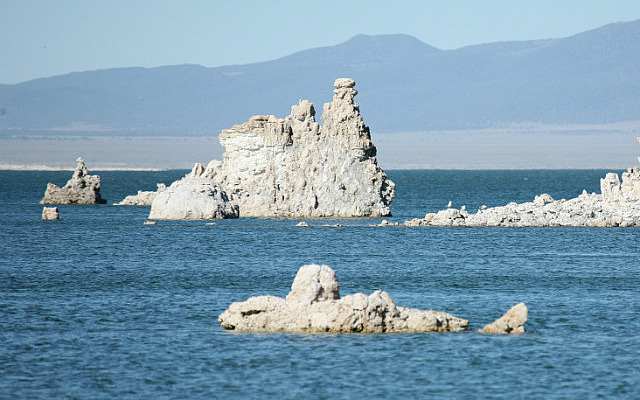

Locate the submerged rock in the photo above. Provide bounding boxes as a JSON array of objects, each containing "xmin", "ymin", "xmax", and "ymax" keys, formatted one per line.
[
  {"xmin": 156, "ymin": 79, "xmax": 394, "ymax": 219},
  {"xmin": 479, "ymin": 303, "xmax": 528, "ymax": 334},
  {"xmin": 148, "ymin": 174, "xmax": 238, "ymax": 220},
  {"xmin": 40, "ymin": 157, "xmax": 106, "ymax": 204},
  {"xmin": 115, "ymin": 183, "xmax": 166, "ymax": 206},
  {"xmin": 41, "ymin": 206, "xmax": 60, "ymax": 220},
  {"xmin": 218, "ymin": 264, "xmax": 469, "ymax": 333}
]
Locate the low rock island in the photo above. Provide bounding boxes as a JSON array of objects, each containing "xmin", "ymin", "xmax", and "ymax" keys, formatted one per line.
[
  {"xmin": 150, "ymin": 78, "xmax": 394, "ymax": 219},
  {"xmin": 219, "ymin": 264, "xmax": 526, "ymax": 334},
  {"xmin": 405, "ymin": 140, "xmax": 640, "ymax": 227}
]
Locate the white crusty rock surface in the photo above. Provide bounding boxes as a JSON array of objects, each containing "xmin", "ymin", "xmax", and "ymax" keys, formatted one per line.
[
  {"xmin": 148, "ymin": 167, "xmax": 238, "ymax": 220},
  {"xmin": 218, "ymin": 264, "xmax": 469, "ymax": 333},
  {"xmin": 405, "ymin": 175, "xmax": 640, "ymax": 228},
  {"xmin": 404, "ymin": 139, "xmax": 640, "ymax": 228},
  {"xmin": 479, "ymin": 303, "xmax": 528, "ymax": 334},
  {"xmin": 115, "ymin": 183, "xmax": 166, "ymax": 206},
  {"xmin": 41, "ymin": 157, "xmax": 106, "ymax": 204},
  {"xmin": 162, "ymin": 79, "xmax": 394, "ymax": 218},
  {"xmin": 41, "ymin": 206, "xmax": 60, "ymax": 220}
]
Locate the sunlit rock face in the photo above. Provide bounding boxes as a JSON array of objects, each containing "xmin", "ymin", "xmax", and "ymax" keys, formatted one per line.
[
  {"xmin": 218, "ymin": 264, "xmax": 469, "ymax": 333},
  {"xmin": 148, "ymin": 172, "xmax": 238, "ymax": 220},
  {"xmin": 202, "ymin": 78, "xmax": 395, "ymax": 218}
]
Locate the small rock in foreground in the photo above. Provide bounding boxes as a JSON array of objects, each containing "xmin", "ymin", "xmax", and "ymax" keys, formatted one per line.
[
  {"xmin": 42, "ymin": 206, "xmax": 60, "ymax": 220},
  {"xmin": 479, "ymin": 302, "xmax": 528, "ymax": 334},
  {"xmin": 218, "ymin": 264, "xmax": 469, "ymax": 333}
]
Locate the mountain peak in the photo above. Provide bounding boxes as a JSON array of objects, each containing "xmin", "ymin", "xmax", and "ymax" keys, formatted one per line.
[{"xmin": 340, "ymin": 33, "xmax": 442, "ymax": 53}]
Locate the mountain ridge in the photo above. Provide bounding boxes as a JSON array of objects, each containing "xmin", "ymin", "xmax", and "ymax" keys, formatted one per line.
[{"xmin": 1, "ymin": 19, "xmax": 639, "ymax": 135}]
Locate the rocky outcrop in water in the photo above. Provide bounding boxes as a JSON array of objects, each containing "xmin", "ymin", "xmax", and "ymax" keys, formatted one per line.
[
  {"xmin": 41, "ymin": 206, "xmax": 60, "ymax": 220},
  {"xmin": 154, "ymin": 79, "xmax": 394, "ymax": 219},
  {"xmin": 404, "ymin": 189, "xmax": 640, "ymax": 227},
  {"xmin": 479, "ymin": 302, "xmax": 528, "ymax": 334},
  {"xmin": 600, "ymin": 166, "xmax": 640, "ymax": 201},
  {"xmin": 115, "ymin": 183, "xmax": 166, "ymax": 206},
  {"xmin": 148, "ymin": 166, "xmax": 238, "ymax": 219},
  {"xmin": 405, "ymin": 184, "xmax": 640, "ymax": 227},
  {"xmin": 218, "ymin": 264, "xmax": 469, "ymax": 333},
  {"xmin": 40, "ymin": 157, "xmax": 106, "ymax": 204},
  {"xmin": 404, "ymin": 140, "xmax": 640, "ymax": 228}
]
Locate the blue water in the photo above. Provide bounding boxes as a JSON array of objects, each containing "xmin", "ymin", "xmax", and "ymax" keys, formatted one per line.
[{"xmin": 1, "ymin": 170, "xmax": 639, "ymax": 399}]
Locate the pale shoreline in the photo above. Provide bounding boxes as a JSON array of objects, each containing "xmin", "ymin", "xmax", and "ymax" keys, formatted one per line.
[
  {"xmin": 0, "ymin": 164, "xmax": 166, "ymax": 171},
  {"xmin": 1, "ymin": 130, "xmax": 639, "ymax": 170}
]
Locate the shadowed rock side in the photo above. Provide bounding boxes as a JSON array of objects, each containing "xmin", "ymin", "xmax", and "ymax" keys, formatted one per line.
[
  {"xmin": 219, "ymin": 264, "xmax": 470, "ymax": 333},
  {"xmin": 40, "ymin": 157, "xmax": 106, "ymax": 204},
  {"xmin": 151, "ymin": 79, "xmax": 394, "ymax": 219},
  {"xmin": 404, "ymin": 140, "xmax": 640, "ymax": 227}
]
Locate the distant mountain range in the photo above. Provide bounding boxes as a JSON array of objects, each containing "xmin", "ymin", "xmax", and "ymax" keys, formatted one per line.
[{"xmin": 1, "ymin": 19, "xmax": 639, "ymax": 136}]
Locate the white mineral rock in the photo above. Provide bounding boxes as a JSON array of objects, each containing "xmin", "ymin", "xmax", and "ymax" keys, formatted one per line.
[
  {"xmin": 402, "ymin": 139, "xmax": 640, "ymax": 228},
  {"xmin": 41, "ymin": 206, "xmax": 60, "ymax": 220},
  {"xmin": 159, "ymin": 79, "xmax": 394, "ymax": 219},
  {"xmin": 218, "ymin": 264, "xmax": 469, "ymax": 333},
  {"xmin": 148, "ymin": 175, "xmax": 238, "ymax": 220},
  {"xmin": 40, "ymin": 157, "xmax": 106, "ymax": 204},
  {"xmin": 404, "ymin": 171, "xmax": 640, "ymax": 228},
  {"xmin": 479, "ymin": 303, "xmax": 528, "ymax": 334},
  {"xmin": 115, "ymin": 183, "xmax": 166, "ymax": 206}
]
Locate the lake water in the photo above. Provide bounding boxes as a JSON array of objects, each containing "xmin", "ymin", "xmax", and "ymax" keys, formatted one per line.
[{"xmin": 1, "ymin": 170, "xmax": 639, "ymax": 399}]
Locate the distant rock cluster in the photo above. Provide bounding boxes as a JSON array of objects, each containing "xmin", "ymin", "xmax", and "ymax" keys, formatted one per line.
[
  {"xmin": 148, "ymin": 78, "xmax": 394, "ymax": 219},
  {"xmin": 404, "ymin": 142, "xmax": 640, "ymax": 228},
  {"xmin": 115, "ymin": 183, "xmax": 166, "ymax": 206},
  {"xmin": 40, "ymin": 157, "xmax": 106, "ymax": 205},
  {"xmin": 219, "ymin": 264, "xmax": 526, "ymax": 334}
]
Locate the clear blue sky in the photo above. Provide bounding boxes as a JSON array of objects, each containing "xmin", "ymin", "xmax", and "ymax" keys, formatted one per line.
[{"xmin": 2, "ymin": 0, "xmax": 639, "ymax": 84}]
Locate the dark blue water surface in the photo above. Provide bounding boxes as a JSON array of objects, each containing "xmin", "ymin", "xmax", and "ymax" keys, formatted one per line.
[{"xmin": 1, "ymin": 170, "xmax": 639, "ymax": 399}]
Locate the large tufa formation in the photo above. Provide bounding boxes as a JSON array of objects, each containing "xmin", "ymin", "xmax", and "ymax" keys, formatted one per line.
[
  {"xmin": 151, "ymin": 79, "xmax": 394, "ymax": 219},
  {"xmin": 41, "ymin": 157, "xmax": 106, "ymax": 205},
  {"xmin": 219, "ymin": 264, "xmax": 470, "ymax": 333}
]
